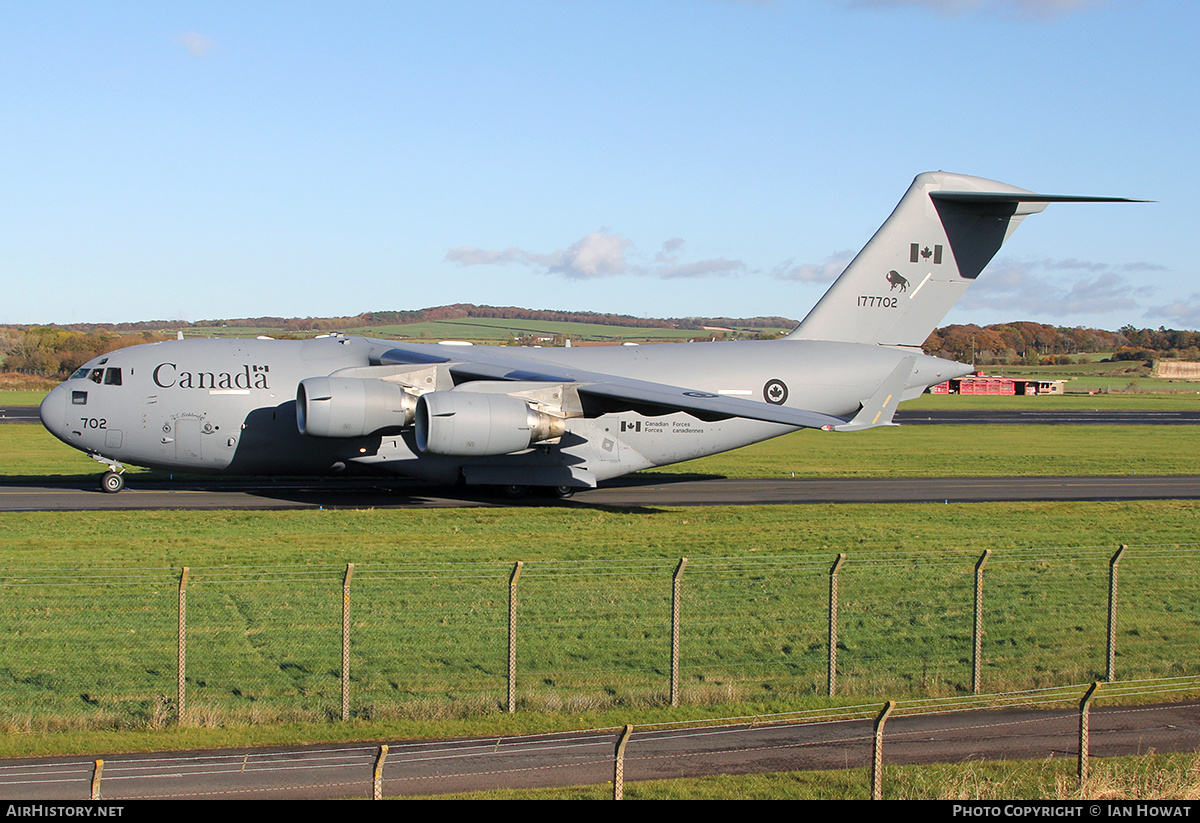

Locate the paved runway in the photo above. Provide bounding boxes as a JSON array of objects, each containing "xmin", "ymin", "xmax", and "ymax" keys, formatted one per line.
[
  {"xmin": 5, "ymin": 405, "xmax": 1200, "ymax": 510},
  {"xmin": 895, "ymin": 408, "xmax": 1200, "ymax": 425},
  {"xmin": 0, "ymin": 405, "xmax": 40, "ymax": 423},
  {"xmin": 4, "ymin": 473, "xmax": 1200, "ymax": 511}
]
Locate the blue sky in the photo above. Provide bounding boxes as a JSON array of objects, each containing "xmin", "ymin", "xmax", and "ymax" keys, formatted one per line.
[{"xmin": 3, "ymin": 1, "xmax": 1197, "ymax": 331}]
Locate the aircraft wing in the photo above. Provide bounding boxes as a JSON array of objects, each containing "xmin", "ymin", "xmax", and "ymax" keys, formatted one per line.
[
  {"xmin": 376, "ymin": 344, "xmax": 851, "ymax": 430},
  {"xmin": 570, "ymin": 378, "xmax": 846, "ymax": 429}
]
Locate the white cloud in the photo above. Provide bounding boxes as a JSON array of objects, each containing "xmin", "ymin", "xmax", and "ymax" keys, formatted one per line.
[
  {"xmin": 655, "ymin": 238, "xmax": 686, "ymax": 261},
  {"xmin": 444, "ymin": 246, "xmax": 553, "ymax": 268},
  {"xmin": 960, "ymin": 258, "xmax": 1153, "ymax": 317},
  {"xmin": 1146, "ymin": 294, "xmax": 1200, "ymax": 330},
  {"xmin": 178, "ymin": 32, "xmax": 215, "ymax": 58},
  {"xmin": 1039, "ymin": 257, "xmax": 1112, "ymax": 273},
  {"xmin": 1058, "ymin": 272, "xmax": 1146, "ymax": 315},
  {"xmin": 838, "ymin": 0, "xmax": 1100, "ymax": 18},
  {"xmin": 446, "ymin": 232, "xmax": 746, "ymax": 280},
  {"xmin": 652, "ymin": 238, "xmax": 745, "ymax": 279},
  {"xmin": 657, "ymin": 258, "xmax": 747, "ymax": 279},
  {"xmin": 547, "ymin": 233, "xmax": 632, "ymax": 279},
  {"xmin": 772, "ymin": 250, "xmax": 855, "ymax": 282}
]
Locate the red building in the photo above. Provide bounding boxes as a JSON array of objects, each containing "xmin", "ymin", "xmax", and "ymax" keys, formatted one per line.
[{"xmin": 930, "ymin": 372, "xmax": 1066, "ymax": 396}]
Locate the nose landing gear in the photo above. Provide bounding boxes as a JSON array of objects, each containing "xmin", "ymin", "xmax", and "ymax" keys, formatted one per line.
[{"xmin": 90, "ymin": 454, "xmax": 126, "ymax": 493}]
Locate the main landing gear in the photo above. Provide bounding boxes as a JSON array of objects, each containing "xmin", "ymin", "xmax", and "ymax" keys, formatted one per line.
[{"xmin": 493, "ymin": 484, "xmax": 576, "ymax": 499}]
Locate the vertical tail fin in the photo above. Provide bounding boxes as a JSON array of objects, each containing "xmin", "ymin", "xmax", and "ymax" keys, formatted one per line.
[{"xmin": 787, "ymin": 172, "xmax": 1140, "ymax": 347}]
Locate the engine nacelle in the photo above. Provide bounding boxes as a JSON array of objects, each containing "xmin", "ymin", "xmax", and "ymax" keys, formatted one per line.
[
  {"xmin": 415, "ymin": 391, "xmax": 566, "ymax": 457},
  {"xmin": 297, "ymin": 376, "xmax": 417, "ymax": 438}
]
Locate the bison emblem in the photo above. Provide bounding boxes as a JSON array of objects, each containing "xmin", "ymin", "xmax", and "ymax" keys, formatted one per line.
[{"xmin": 886, "ymin": 270, "xmax": 908, "ymax": 292}]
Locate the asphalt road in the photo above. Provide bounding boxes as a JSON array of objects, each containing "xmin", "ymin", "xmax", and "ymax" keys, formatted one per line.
[{"xmin": 3, "ymin": 700, "xmax": 1197, "ymax": 799}]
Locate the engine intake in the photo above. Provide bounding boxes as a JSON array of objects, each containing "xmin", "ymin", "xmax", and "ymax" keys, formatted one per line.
[
  {"xmin": 297, "ymin": 376, "xmax": 417, "ymax": 438},
  {"xmin": 416, "ymin": 391, "xmax": 566, "ymax": 456}
]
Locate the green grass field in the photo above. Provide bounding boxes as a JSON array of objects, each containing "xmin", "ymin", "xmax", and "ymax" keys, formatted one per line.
[
  {"xmin": 3, "ymin": 400, "xmax": 1200, "ymax": 800},
  {"xmin": 2, "ymin": 499, "xmax": 1199, "ymax": 737},
  {"xmin": 0, "ymin": 390, "xmax": 47, "ymax": 405}
]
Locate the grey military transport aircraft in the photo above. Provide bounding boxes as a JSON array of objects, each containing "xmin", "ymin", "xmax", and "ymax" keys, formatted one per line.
[{"xmin": 39, "ymin": 172, "xmax": 1140, "ymax": 496}]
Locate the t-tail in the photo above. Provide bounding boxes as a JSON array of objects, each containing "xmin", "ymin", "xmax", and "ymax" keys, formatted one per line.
[{"xmin": 786, "ymin": 171, "xmax": 1142, "ymax": 348}]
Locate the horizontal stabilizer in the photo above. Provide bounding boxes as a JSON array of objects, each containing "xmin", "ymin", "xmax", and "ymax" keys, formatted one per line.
[{"xmin": 931, "ymin": 192, "xmax": 1147, "ymax": 205}]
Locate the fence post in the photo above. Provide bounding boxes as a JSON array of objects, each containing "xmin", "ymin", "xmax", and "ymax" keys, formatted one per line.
[
  {"xmin": 973, "ymin": 549, "xmax": 991, "ymax": 695},
  {"xmin": 871, "ymin": 701, "xmax": 895, "ymax": 800},
  {"xmin": 670, "ymin": 558, "xmax": 688, "ymax": 707},
  {"xmin": 828, "ymin": 553, "xmax": 846, "ymax": 697},
  {"xmin": 1079, "ymin": 681, "xmax": 1101, "ymax": 786},
  {"xmin": 1107, "ymin": 545, "xmax": 1126, "ymax": 682},
  {"xmin": 177, "ymin": 567, "xmax": 188, "ymax": 726},
  {"xmin": 90, "ymin": 759, "xmax": 103, "ymax": 800},
  {"xmin": 613, "ymin": 724, "xmax": 633, "ymax": 800},
  {"xmin": 342, "ymin": 563, "xmax": 354, "ymax": 721},
  {"xmin": 507, "ymin": 561, "xmax": 523, "ymax": 714},
  {"xmin": 373, "ymin": 744, "xmax": 388, "ymax": 800}
]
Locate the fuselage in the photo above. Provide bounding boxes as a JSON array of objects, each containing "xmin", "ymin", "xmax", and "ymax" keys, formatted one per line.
[{"xmin": 39, "ymin": 334, "xmax": 969, "ymax": 488}]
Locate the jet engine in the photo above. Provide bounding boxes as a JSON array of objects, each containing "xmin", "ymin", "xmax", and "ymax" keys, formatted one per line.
[
  {"xmin": 297, "ymin": 376, "xmax": 418, "ymax": 438},
  {"xmin": 415, "ymin": 391, "xmax": 566, "ymax": 457}
]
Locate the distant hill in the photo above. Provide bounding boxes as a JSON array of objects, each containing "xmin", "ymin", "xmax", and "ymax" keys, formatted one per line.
[{"xmin": 12, "ymin": 304, "xmax": 798, "ymax": 335}]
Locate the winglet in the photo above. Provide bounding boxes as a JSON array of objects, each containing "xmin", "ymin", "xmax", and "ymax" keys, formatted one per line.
[{"xmin": 822, "ymin": 357, "xmax": 915, "ymax": 432}]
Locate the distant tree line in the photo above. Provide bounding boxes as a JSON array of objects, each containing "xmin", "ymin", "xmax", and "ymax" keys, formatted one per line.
[
  {"xmin": 922, "ymin": 322, "xmax": 1200, "ymax": 366},
  {"xmin": 6, "ymin": 308, "xmax": 1200, "ymax": 378},
  {"xmin": 0, "ymin": 327, "xmax": 172, "ymax": 376}
]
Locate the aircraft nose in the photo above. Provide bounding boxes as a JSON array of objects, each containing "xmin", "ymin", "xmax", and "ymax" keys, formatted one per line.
[{"xmin": 39, "ymin": 383, "xmax": 69, "ymax": 442}]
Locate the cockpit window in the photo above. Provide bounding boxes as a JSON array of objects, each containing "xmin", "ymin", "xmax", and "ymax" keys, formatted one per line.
[
  {"xmin": 89, "ymin": 369, "xmax": 104, "ymax": 384},
  {"xmin": 103, "ymin": 368, "xmax": 122, "ymax": 386},
  {"xmin": 71, "ymin": 367, "xmax": 90, "ymax": 380}
]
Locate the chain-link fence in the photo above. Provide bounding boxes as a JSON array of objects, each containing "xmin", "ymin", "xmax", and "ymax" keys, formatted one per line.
[{"xmin": 1, "ymin": 544, "xmax": 1198, "ymax": 729}]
